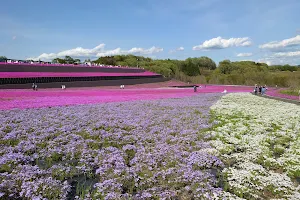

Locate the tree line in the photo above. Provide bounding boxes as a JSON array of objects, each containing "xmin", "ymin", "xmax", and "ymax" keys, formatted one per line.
[
  {"xmin": 1, "ymin": 55, "xmax": 299, "ymax": 87},
  {"xmin": 92, "ymin": 55, "xmax": 299, "ymax": 88}
]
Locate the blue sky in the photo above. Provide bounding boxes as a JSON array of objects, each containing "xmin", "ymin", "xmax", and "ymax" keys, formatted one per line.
[{"xmin": 1, "ymin": 0, "xmax": 300, "ymax": 65}]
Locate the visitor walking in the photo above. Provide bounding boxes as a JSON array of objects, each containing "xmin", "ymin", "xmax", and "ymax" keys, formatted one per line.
[
  {"xmin": 254, "ymin": 86, "xmax": 258, "ymax": 95},
  {"xmin": 259, "ymin": 86, "xmax": 262, "ymax": 95},
  {"xmin": 193, "ymin": 85, "xmax": 197, "ymax": 92},
  {"xmin": 261, "ymin": 86, "xmax": 266, "ymax": 95}
]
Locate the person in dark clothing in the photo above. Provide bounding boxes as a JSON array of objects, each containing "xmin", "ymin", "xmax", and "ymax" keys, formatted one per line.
[
  {"xmin": 194, "ymin": 85, "xmax": 197, "ymax": 92},
  {"xmin": 259, "ymin": 86, "xmax": 262, "ymax": 95}
]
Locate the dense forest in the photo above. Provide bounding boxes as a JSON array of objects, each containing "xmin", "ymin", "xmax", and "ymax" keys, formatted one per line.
[{"xmin": 1, "ymin": 55, "xmax": 300, "ymax": 87}]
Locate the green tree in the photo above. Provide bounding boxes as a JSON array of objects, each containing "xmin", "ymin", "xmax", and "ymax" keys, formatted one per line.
[
  {"xmin": 52, "ymin": 58, "xmax": 66, "ymax": 64},
  {"xmin": 0, "ymin": 56, "xmax": 7, "ymax": 62},
  {"xmin": 123, "ymin": 56, "xmax": 138, "ymax": 67},
  {"xmin": 89, "ymin": 54, "xmax": 299, "ymax": 87},
  {"xmin": 190, "ymin": 56, "xmax": 216, "ymax": 70},
  {"xmin": 74, "ymin": 59, "xmax": 81, "ymax": 64},
  {"xmin": 64, "ymin": 56, "xmax": 75, "ymax": 64},
  {"xmin": 218, "ymin": 60, "xmax": 233, "ymax": 74},
  {"xmin": 181, "ymin": 58, "xmax": 200, "ymax": 76}
]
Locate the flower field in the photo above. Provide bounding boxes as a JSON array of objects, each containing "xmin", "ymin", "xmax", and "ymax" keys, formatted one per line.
[
  {"xmin": 0, "ymin": 88, "xmax": 199, "ymax": 110},
  {"xmin": 0, "ymin": 93, "xmax": 225, "ymax": 199},
  {"xmin": 1, "ymin": 91, "xmax": 299, "ymax": 199},
  {"xmin": 0, "ymin": 85, "xmax": 252, "ymax": 110},
  {"xmin": 209, "ymin": 93, "xmax": 300, "ymax": 199}
]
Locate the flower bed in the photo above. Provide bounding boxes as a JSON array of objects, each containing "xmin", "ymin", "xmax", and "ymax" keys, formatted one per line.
[
  {"xmin": 208, "ymin": 93, "xmax": 300, "ymax": 199},
  {"xmin": 0, "ymin": 94, "xmax": 224, "ymax": 199},
  {"xmin": 0, "ymin": 89, "xmax": 199, "ymax": 110},
  {"xmin": 0, "ymin": 86, "xmax": 252, "ymax": 110},
  {"xmin": 2, "ymin": 91, "xmax": 298, "ymax": 199}
]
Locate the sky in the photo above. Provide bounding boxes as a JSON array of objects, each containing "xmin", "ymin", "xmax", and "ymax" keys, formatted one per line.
[{"xmin": 1, "ymin": 0, "xmax": 300, "ymax": 65}]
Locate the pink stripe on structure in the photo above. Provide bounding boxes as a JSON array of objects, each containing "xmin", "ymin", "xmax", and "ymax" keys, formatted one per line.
[
  {"xmin": 0, "ymin": 62, "xmax": 138, "ymax": 69},
  {"xmin": 0, "ymin": 72, "xmax": 159, "ymax": 78}
]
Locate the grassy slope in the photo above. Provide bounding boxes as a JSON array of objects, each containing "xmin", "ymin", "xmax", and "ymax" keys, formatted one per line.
[{"xmin": 280, "ymin": 89, "xmax": 299, "ymax": 96}]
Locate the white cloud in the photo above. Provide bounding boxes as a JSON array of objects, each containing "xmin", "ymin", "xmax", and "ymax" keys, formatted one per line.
[
  {"xmin": 27, "ymin": 44, "xmax": 163, "ymax": 61},
  {"xmin": 192, "ymin": 36, "xmax": 251, "ymax": 50},
  {"xmin": 259, "ymin": 35, "xmax": 300, "ymax": 50},
  {"xmin": 12, "ymin": 36, "xmax": 17, "ymax": 40},
  {"xmin": 256, "ymin": 56, "xmax": 299, "ymax": 66},
  {"xmin": 169, "ymin": 46, "xmax": 184, "ymax": 53},
  {"xmin": 96, "ymin": 46, "xmax": 163, "ymax": 57},
  {"xmin": 96, "ymin": 48, "xmax": 122, "ymax": 57},
  {"xmin": 27, "ymin": 44, "xmax": 105, "ymax": 60},
  {"xmin": 256, "ymin": 50, "xmax": 300, "ymax": 66},
  {"xmin": 237, "ymin": 53, "xmax": 253, "ymax": 57},
  {"xmin": 274, "ymin": 51, "xmax": 300, "ymax": 57},
  {"xmin": 129, "ymin": 46, "xmax": 163, "ymax": 54},
  {"xmin": 257, "ymin": 59, "xmax": 273, "ymax": 66}
]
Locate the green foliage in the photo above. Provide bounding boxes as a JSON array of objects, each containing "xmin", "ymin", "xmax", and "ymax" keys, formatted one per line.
[
  {"xmin": 0, "ymin": 163, "xmax": 12, "ymax": 173},
  {"xmin": 195, "ymin": 56, "xmax": 217, "ymax": 70},
  {"xmin": 280, "ymin": 88, "xmax": 300, "ymax": 96},
  {"xmin": 52, "ymin": 58, "xmax": 66, "ymax": 64},
  {"xmin": 124, "ymin": 149, "xmax": 136, "ymax": 166},
  {"xmin": 208, "ymin": 60, "xmax": 300, "ymax": 86},
  {"xmin": 3, "ymin": 125, "xmax": 12, "ymax": 133},
  {"xmin": 52, "ymin": 56, "xmax": 81, "ymax": 64},
  {"xmin": 181, "ymin": 58, "xmax": 200, "ymax": 76},
  {"xmin": 0, "ymin": 139, "xmax": 19, "ymax": 147},
  {"xmin": 94, "ymin": 56, "xmax": 117, "ymax": 65},
  {"xmin": 217, "ymin": 60, "xmax": 233, "ymax": 74},
  {"xmin": 268, "ymin": 64, "xmax": 299, "ymax": 72},
  {"xmin": 0, "ymin": 56, "xmax": 7, "ymax": 62}
]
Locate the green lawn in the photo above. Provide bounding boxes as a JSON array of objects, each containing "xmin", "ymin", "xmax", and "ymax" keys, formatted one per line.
[{"xmin": 280, "ymin": 88, "xmax": 300, "ymax": 96}]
